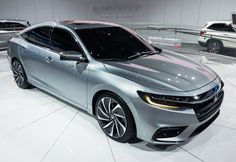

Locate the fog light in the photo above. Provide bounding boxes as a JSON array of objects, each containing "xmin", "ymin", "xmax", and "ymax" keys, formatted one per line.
[{"xmin": 153, "ymin": 126, "xmax": 187, "ymax": 139}]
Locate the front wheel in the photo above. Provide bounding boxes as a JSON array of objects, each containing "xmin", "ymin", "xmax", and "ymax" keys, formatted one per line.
[
  {"xmin": 12, "ymin": 59, "xmax": 31, "ymax": 89},
  {"xmin": 95, "ymin": 93, "xmax": 136, "ymax": 143}
]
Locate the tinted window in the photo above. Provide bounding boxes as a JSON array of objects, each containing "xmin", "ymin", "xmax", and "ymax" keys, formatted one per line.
[
  {"xmin": 208, "ymin": 23, "xmax": 234, "ymax": 32},
  {"xmin": 21, "ymin": 31, "xmax": 30, "ymax": 40},
  {"xmin": 7, "ymin": 22, "xmax": 27, "ymax": 30},
  {"xmin": 50, "ymin": 28, "xmax": 82, "ymax": 53},
  {"xmin": 0, "ymin": 22, "xmax": 27, "ymax": 31},
  {"xmin": 0, "ymin": 22, "xmax": 6, "ymax": 30},
  {"xmin": 22, "ymin": 26, "xmax": 52, "ymax": 47},
  {"xmin": 226, "ymin": 24, "xmax": 235, "ymax": 32},
  {"xmin": 75, "ymin": 26, "xmax": 152, "ymax": 60},
  {"xmin": 14, "ymin": 23, "xmax": 27, "ymax": 29}
]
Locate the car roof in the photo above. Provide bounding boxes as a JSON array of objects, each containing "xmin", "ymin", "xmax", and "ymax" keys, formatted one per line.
[
  {"xmin": 60, "ymin": 20, "xmax": 120, "ymax": 30},
  {"xmin": 0, "ymin": 19, "xmax": 29, "ymax": 23},
  {"xmin": 18, "ymin": 20, "xmax": 127, "ymax": 36},
  {"xmin": 206, "ymin": 21, "xmax": 232, "ymax": 25}
]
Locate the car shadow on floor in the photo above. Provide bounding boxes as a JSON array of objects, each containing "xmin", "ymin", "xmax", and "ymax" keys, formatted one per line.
[{"xmin": 131, "ymin": 142, "xmax": 179, "ymax": 151}]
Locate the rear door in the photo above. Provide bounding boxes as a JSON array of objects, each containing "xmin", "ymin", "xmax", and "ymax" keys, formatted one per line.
[{"xmin": 19, "ymin": 26, "xmax": 52, "ymax": 85}]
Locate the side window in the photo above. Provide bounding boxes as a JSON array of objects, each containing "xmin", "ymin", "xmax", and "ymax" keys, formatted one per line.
[
  {"xmin": 22, "ymin": 26, "xmax": 52, "ymax": 48},
  {"xmin": 50, "ymin": 28, "xmax": 82, "ymax": 53},
  {"xmin": 0, "ymin": 22, "xmax": 27, "ymax": 31},
  {"xmin": 21, "ymin": 31, "xmax": 30, "ymax": 41},
  {"xmin": 3, "ymin": 22, "xmax": 14, "ymax": 31},
  {"xmin": 13, "ymin": 23, "xmax": 27, "ymax": 31},
  {"xmin": 208, "ymin": 23, "xmax": 234, "ymax": 32},
  {"xmin": 208, "ymin": 23, "xmax": 226, "ymax": 31},
  {"xmin": 0, "ymin": 22, "xmax": 6, "ymax": 30},
  {"xmin": 225, "ymin": 25, "xmax": 235, "ymax": 32},
  {"xmin": 4, "ymin": 22, "xmax": 26, "ymax": 31}
]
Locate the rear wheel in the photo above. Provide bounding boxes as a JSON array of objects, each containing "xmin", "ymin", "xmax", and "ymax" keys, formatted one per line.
[
  {"xmin": 95, "ymin": 93, "xmax": 136, "ymax": 143},
  {"xmin": 12, "ymin": 59, "xmax": 31, "ymax": 89},
  {"xmin": 207, "ymin": 40, "xmax": 223, "ymax": 54}
]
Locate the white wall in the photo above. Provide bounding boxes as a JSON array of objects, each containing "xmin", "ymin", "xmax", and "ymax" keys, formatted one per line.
[{"xmin": 0, "ymin": 0, "xmax": 236, "ymax": 27}]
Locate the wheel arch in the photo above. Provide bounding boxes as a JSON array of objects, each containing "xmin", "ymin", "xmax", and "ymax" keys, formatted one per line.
[
  {"xmin": 206, "ymin": 38, "xmax": 224, "ymax": 48},
  {"xmin": 11, "ymin": 57, "xmax": 27, "ymax": 73},
  {"xmin": 91, "ymin": 89, "xmax": 136, "ymax": 117},
  {"xmin": 92, "ymin": 90, "xmax": 112, "ymax": 116},
  {"xmin": 11, "ymin": 57, "xmax": 19, "ymax": 64},
  {"xmin": 90, "ymin": 88, "xmax": 139, "ymax": 137}
]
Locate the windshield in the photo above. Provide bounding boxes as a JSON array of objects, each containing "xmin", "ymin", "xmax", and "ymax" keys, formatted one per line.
[{"xmin": 75, "ymin": 26, "xmax": 154, "ymax": 60}]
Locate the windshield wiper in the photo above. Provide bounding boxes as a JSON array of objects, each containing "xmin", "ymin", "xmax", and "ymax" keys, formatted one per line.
[
  {"xmin": 127, "ymin": 51, "xmax": 160, "ymax": 60},
  {"xmin": 98, "ymin": 50, "xmax": 162, "ymax": 61}
]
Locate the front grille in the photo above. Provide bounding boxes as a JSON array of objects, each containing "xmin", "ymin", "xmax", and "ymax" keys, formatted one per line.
[{"xmin": 193, "ymin": 90, "xmax": 224, "ymax": 122}]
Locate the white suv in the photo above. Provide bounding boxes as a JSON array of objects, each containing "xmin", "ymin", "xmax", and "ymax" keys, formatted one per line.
[{"xmin": 198, "ymin": 21, "xmax": 236, "ymax": 53}]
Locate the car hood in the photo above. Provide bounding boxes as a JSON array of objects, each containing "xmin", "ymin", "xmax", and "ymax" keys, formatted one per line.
[{"xmin": 103, "ymin": 50, "xmax": 217, "ymax": 92}]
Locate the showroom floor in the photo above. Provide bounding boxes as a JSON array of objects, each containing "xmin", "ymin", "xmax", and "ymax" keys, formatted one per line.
[{"xmin": 1, "ymin": 49, "xmax": 236, "ymax": 162}]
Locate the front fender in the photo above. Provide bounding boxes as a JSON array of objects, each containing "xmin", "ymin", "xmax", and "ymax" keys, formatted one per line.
[{"xmin": 86, "ymin": 66, "xmax": 145, "ymax": 137}]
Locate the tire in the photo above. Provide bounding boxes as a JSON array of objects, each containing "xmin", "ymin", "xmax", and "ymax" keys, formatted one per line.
[
  {"xmin": 207, "ymin": 40, "xmax": 223, "ymax": 54},
  {"xmin": 95, "ymin": 92, "xmax": 136, "ymax": 143},
  {"xmin": 12, "ymin": 59, "xmax": 31, "ymax": 89}
]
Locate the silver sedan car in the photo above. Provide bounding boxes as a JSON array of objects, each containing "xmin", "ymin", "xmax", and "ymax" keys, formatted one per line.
[{"xmin": 7, "ymin": 20, "xmax": 224, "ymax": 144}]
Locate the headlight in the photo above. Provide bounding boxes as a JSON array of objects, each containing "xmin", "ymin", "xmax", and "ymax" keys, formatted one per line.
[
  {"xmin": 144, "ymin": 95, "xmax": 179, "ymax": 109},
  {"xmin": 137, "ymin": 80, "xmax": 224, "ymax": 110},
  {"xmin": 137, "ymin": 91, "xmax": 180, "ymax": 109}
]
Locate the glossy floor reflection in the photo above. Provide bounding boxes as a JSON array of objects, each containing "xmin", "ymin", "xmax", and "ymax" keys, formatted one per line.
[{"xmin": 1, "ymin": 50, "xmax": 236, "ymax": 162}]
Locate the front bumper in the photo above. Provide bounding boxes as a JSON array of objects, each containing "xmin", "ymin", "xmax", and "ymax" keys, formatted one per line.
[
  {"xmin": 130, "ymin": 81, "xmax": 224, "ymax": 144},
  {"xmin": 198, "ymin": 36, "xmax": 208, "ymax": 47}
]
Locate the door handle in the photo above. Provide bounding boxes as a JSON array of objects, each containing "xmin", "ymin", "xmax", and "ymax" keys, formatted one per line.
[{"xmin": 44, "ymin": 56, "xmax": 53, "ymax": 64}]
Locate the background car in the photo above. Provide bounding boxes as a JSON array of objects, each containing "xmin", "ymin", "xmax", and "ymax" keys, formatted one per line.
[
  {"xmin": 198, "ymin": 21, "xmax": 236, "ymax": 53},
  {"xmin": 7, "ymin": 21, "xmax": 224, "ymax": 144},
  {"xmin": 0, "ymin": 19, "xmax": 30, "ymax": 50}
]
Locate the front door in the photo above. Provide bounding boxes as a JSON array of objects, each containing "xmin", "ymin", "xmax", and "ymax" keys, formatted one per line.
[{"xmin": 43, "ymin": 27, "xmax": 88, "ymax": 108}]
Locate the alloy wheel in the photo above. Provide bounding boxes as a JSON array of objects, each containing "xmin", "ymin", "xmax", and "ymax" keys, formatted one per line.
[
  {"xmin": 208, "ymin": 41, "xmax": 220, "ymax": 53},
  {"xmin": 97, "ymin": 97, "xmax": 127, "ymax": 138},
  {"xmin": 12, "ymin": 61, "xmax": 25, "ymax": 86}
]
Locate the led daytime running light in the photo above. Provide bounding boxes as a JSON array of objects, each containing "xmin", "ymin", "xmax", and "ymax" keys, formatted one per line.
[{"xmin": 144, "ymin": 95, "xmax": 179, "ymax": 109}]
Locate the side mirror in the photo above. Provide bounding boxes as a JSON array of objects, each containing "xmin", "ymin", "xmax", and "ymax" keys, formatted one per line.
[{"xmin": 59, "ymin": 51, "xmax": 88, "ymax": 62}]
